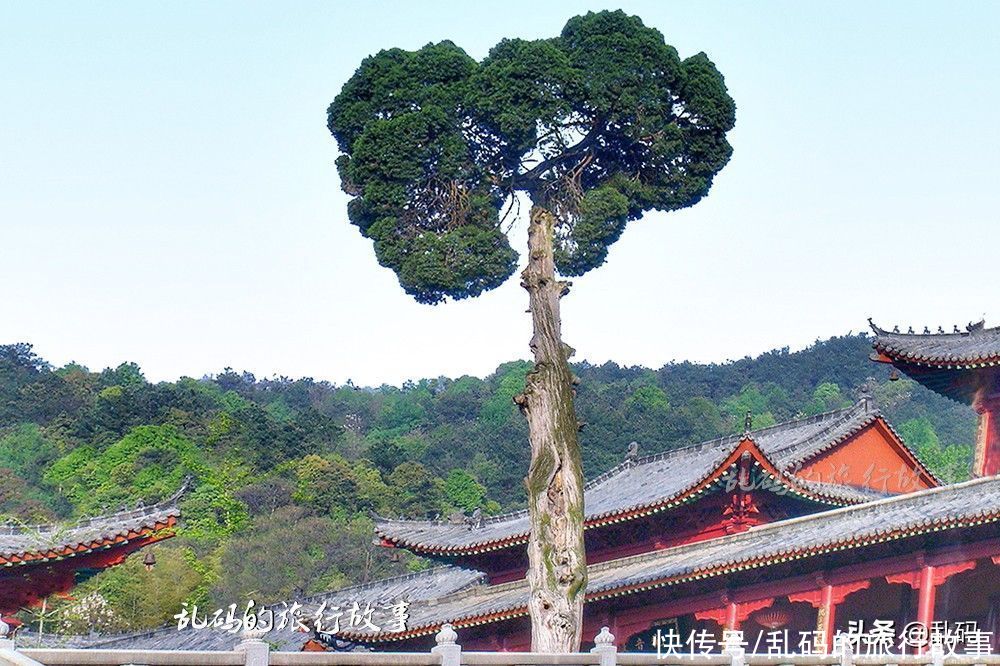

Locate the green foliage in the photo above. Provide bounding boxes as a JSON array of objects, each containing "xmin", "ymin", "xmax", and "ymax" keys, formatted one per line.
[
  {"xmin": 328, "ymin": 10, "xmax": 736, "ymax": 303},
  {"xmin": 721, "ymin": 384, "xmax": 778, "ymax": 431},
  {"xmin": 0, "ymin": 468, "xmax": 53, "ymax": 521},
  {"xmin": 43, "ymin": 424, "xmax": 246, "ymax": 542},
  {"xmin": 0, "ymin": 423, "xmax": 59, "ymax": 483},
  {"xmin": 624, "ymin": 385, "xmax": 671, "ymax": 415},
  {"xmin": 387, "ymin": 461, "xmax": 444, "ymax": 517},
  {"xmin": 180, "ymin": 482, "xmax": 249, "ymax": 542},
  {"xmin": 45, "ymin": 425, "xmax": 206, "ymax": 512},
  {"xmin": 329, "ymin": 41, "xmax": 515, "ymax": 304},
  {"xmin": 898, "ymin": 416, "xmax": 940, "ymax": 450},
  {"xmin": 212, "ymin": 510, "xmax": 399, "ymax": 605},
  {"xmin": 0, "ymin": 424, "xmax": 63, "ymax": 518},
  {"xmin": 479, "ymin": 361, "xmax": 531, "ymax": 426},
  {"xmin": 293, "ymin": 454, "xmax": 358, "ymax": 518},
  {"xmin": 806, "ymin": 382, "xmax": 851, "ymax": 415},
  {"xmin": 443, "ymin": 468, "xmax": 487, "ymax": 511},
  {"xmin": 898, "ymin": 417, "xmax": 972, "ymax": 484}
]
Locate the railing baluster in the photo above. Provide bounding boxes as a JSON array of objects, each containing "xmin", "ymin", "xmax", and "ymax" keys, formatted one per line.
[
  {"xmin": 591, "ymin": 627, "xmax": 617, "ymax": 666},
  {"xmin": 236, "ymin": 626, "xmax": 271, "ymax": 666},
  {"xmin": 431, "ymin": 625, "xmax": 461, "ymax": 666}
]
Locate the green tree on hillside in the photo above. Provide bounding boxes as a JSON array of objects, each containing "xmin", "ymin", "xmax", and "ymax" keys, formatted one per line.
[
  {"xmin": 443, "ymin": 468, "xmax": 487, "ymax": 512},
  {"xmin": 898, "ymin": 417, "xmax": 972, "ymax": 484},
  {"xmin": 327, "ymin": 9, "xmax": 735, "ymax": 649},
  {"xmin": 43, "ymin": 424, "xmax": 247, "ymax": 540}
]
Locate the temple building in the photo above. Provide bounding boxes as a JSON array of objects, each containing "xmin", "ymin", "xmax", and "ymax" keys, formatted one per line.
[
  {"xmin": 292, "ymin": 319, "xmax": 1000, "ymax": 653},
  {"xmin": 0, "ymin": 493, "xmax": 181, "ymax": 616},
  {"xmin": 314, "ymin": 397, "xmax": 998, "ymax": 653},
  {"xmin": 869, "ymin": 319, "xmax": 1000, "ymax": 477}
]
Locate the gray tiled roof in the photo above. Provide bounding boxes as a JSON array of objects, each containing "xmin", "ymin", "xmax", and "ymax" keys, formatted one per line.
[
  {"xmin": 0, "ymin": 493, "xmax": 181, "ymax": 563},
  {"xmin": 376, "ymin": 403, "xmax": 909, "ymax": 553},
  {"xmin": 17, "ymin": 625, "xmax": 302, "ymax": 652},
  {"xmin": 302, "ymin": 565, "xmax": 485, "ymax": 606},
  {"xmin": 31, "ymin": 566, "xmax": 485, "ymax": 651},
  {"xmin": 870, "ymin": 319, "xmax": 1000, "ymax": 368},
  {"xmin": 343, "ymin": 476, "xmax": 1000, "ymax": 641}
]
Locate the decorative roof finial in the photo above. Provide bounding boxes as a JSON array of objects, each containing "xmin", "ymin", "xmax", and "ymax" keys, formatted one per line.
[
  {"xmin": 893, "ymin": 325, "xmax": 900, "ymax": 333},
  {"xmin": 923, "ymin": 326, "xmax": 930, "ymax": 335},
  {"xmin": 937, "ymin": 326, "xmax": 945, "ymax": 334},
  {"xmin": 907, "ymin": 326, "xmax": 914, "ymax": 334},
  {"xmin": 743, "ymin": 411, "xmax": 753, "ymax": 436},
  {"xmin": 625, "ymin": 441, "xmax": 639, "ymax": 464},
  {"xmin": 857, "ymin": 380, "xmax": 876, "ymax": 413},
  {"xmin": 954, "ymin": 324, "xmax": 961, "ymax": 333}
]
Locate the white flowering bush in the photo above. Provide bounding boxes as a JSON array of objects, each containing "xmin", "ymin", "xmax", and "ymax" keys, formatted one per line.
[{"xmin": 59, "ymin": 592, "xmax": 121, "ymax": 634}]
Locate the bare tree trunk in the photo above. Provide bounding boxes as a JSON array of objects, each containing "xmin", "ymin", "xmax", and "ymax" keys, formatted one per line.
[{"xmin": 514, "ymin": 205, "xmax": 587, "ymax": 653}]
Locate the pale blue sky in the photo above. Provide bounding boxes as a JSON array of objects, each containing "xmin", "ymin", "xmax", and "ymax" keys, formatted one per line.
[{"xmin": 2, "ymin": 2, "xmax": 998, "ymax": 384}]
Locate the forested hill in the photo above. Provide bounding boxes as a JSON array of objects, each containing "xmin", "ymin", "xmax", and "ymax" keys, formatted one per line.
[{"xmin": 0, "ymin": 334, "xmax": 976, "ymax": 632}]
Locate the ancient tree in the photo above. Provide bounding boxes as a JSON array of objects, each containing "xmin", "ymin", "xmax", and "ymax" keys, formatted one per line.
[{"xmin": 327, "ymin": 10, "xmax": 735, "ymax": 651}]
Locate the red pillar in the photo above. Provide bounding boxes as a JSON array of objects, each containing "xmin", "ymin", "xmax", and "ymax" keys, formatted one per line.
[
  {"xmin": 790, "ymin": 579, "xmax": 870, "ymax": 653},
  {"xmin": 973, "ymin": 387, "xmax": 1000, "ymax": 477},
  {"xmin": 818, "ymin": 585, "xmax": 835, "ymax": 650},
  {"xmin": 726, "ymin": 602, "xmax": 738, "ymax": 631},
  {"xmin": 916, "ymin": 565, "xmax": 936, "ymax": 641},
  {"xmin": 887, "ymin": 560, "xmax": 977, "ymax": 653}
]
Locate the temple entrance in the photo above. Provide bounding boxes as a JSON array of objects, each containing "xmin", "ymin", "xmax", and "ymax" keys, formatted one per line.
[
  {"xmin": 741, "ymin": 599, "xmax": 816, "ymax": 653},
  {"xmin": 936, "ymin": 557, "xmax": 1000, "ymax": 652},
  {"xmin": 834, "ymin": 576, "xmax": 913, "ymax": 637},
  {"xmin": 622, "ymin": 614, "xmax": 709, "ymax": 653}
]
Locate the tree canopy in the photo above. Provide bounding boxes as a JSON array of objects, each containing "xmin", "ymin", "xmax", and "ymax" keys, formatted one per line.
[{"xmin": 328, "ymin": 10, "xmax": 735, "ymax": 303}]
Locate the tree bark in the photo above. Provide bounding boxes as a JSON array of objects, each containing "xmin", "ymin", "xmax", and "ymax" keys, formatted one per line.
[{"xmin": 514, "ymin": 205, "xmax": 587, "ymax": 652}]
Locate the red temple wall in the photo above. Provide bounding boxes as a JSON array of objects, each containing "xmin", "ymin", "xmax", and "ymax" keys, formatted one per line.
[
  {"xmin": 478, "ymin": 492, "xmax": 816, "ymax": 584},
  {"xmin": 447, "ymin": 536, "xmax": 1000, "ymax": 652},
  {"xmin": 798, "ymin": 421, "xmax": 935, "ymax": 494}
]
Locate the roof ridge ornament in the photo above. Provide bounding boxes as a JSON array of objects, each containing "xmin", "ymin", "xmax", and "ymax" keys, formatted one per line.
[
  {"xmin": 743, "ymin": 411, "xmax": 753, "ymax": 436},
  {"xmin": 968, "ymin": 319, "xmax": 986, "ymax": 334},
  {"xmin": 625, "ymin": 441, "xmax": 639, "ymax": 466},
  {"xmin": 468, "ymin": 508, "xmax": 483, "ymax": 529},
  {"xmin": 856, "ymin": 379, "xmax": 877, "ymax": 413}
]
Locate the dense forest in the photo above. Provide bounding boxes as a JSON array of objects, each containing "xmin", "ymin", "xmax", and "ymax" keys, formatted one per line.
[{"xmin": 0, "ymin": 334, "xmax": 976, "ymax": 633}]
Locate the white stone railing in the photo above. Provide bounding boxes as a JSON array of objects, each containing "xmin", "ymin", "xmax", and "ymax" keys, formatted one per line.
[{"xmin": 3, "ymin": 620, "xmax": 1000, "ymax": 666}]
